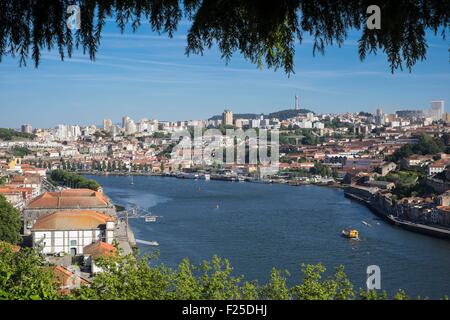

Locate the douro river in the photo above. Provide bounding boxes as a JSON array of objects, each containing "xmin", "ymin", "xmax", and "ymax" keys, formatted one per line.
[{"xmin": 88, "ymin": 175, "xmax": 450, "ymax": 299}]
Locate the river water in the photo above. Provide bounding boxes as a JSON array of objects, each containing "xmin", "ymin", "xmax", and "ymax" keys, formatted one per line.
[{"xmin": 88, "ymin": 175, "xmax": 450, "ymax": 298}]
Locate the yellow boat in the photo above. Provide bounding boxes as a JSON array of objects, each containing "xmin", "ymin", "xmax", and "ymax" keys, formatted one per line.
[{"xmin": 342, "ymin": 228, "xmax": 359, "ymax": 239}]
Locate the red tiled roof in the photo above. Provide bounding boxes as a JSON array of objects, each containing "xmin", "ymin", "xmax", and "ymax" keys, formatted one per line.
[
  {"xmin": 27, "ymin": 189, "xmax": 110, "ymax": 209},
  {"xmin": 430, "ymin": 160, "xmax": 449, "ymax": 168},
  {"xmin": 52, "ymin": 266, "xmax": 90, "ymax": 294},
  {"xmin": 84, "ymin": 241, "xmax": 117, "ymax": 260},
  {"xmin": 32, "ymin": 210, "xmax": 115, "ymax": 231}
]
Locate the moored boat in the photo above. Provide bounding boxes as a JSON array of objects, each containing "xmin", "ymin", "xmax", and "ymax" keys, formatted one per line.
[{"xmin": 145, "ymin": 216, "xmax": 157, "ymax": 222}]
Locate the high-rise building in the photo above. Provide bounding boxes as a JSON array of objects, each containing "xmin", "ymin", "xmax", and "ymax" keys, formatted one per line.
[
  {"xmin": 122, "ymin": 116, "xmax": 131, "ymax": 129},
  {"xmin": 21, "ymin": 124, "xmax": 32, "ymax": 134},
  {"xmin": 103, "ymin": 119, "xmax": 113, "ymax": 132},
  {"xmin": 56, "ymin": 124, "xmax": 68, "ymax": 140},
  {"xmin": 430, "ymin": 100, "xmax": 445, "ymax": 121},
  {"xmin": 70, "ymin": 125, "xmax": 81, "ymax": 137},
  {"xmin": 222, "ymin": 109, "xmax": 233, "ymax": 126},
  {"xmin": 235, "ymin": 119, "xmax": 244, "ymax": 129},
  {"xmin": 55, "ymin": 124, "xmax": 81, "ymax": 140},
  {"xmin": 295, "ymin": 95, "xmax": 300, "ymax": 110},
  {"xmin": 125, "ymin": 119, "xmax": 137, "ymax": 135},
  {"xmin": 375, "ymin": 108, "xmax": 385, "ymax": 125}
]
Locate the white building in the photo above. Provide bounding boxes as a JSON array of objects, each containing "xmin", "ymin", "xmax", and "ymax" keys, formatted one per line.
[
  {"xmin": 32, "ymin": 210, "xmax": 115, "ymax": 256},
  {"xmin": 83, "ymin": 241, "xmax": 117, "ymax": 274},
  {"xmin": 122, "ymin": 116, "xmax": 131, "ymax": 129},
  {"xmin": 56, "ymin": 124, "xmax": 81, "ymax": 141},
  {"xmin": 313, "ymin": 122, "xmax": 325, "ymax": 129},
  {"xmin": 125, "ymin": 119, "xmax": 137, "ymax": 135},
  {"xmin": 251, "ymin": 119, "xmax": 260, "ymax": 128},
  {"xmin": 428, "ymin": 160, "xmax": 448, "ymax": 176},
  {"xmin": 299, "ymin": 120, "xmax": 313, "ymax": 129}
]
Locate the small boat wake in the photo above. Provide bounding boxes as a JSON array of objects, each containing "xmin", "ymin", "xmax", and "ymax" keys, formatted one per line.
[
  {"xmin": 362, "ymin": 220, "xmax": 372, "ymax": 227},
  {"xmin": 136, "ymin": 239, "xmax": 160, "ymax": 247}
]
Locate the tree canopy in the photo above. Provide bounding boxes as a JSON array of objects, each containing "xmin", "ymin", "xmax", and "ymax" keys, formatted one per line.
[
  {"xmin": 0, "ymin": 246, "xmax": 437, "ymax": 300},
  {"xmin": 0, "ymin": 1, "xmax": 448, "ymax": 74},
  {"xmin": 388, "ymin": 133, "xmax": 447, "ymax": 162},
  {"xmin": 0, "ymin": 245, "xmax": 59, "ymax": 300},
  {"xmin": 50, "ymin": 169, "xmax": 101, "ymax": 191},
  {"xmin": 0, "ymin": 128, "xmax": 34, "ymax": 141},
  {"xmin": 73, "ymin": 253, "xmax": 413, "ymax": 300},
  {"xmin": 0, "ymin": 195, "xmax": 21, "ymax": 245}
]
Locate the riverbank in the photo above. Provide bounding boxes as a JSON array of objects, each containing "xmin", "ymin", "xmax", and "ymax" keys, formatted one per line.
[
  {"xmin": 85, "ymin": 170, "xmax": 448, "ymax": 241},
  {"xmin": 344, "ymin": 189, "xmax": 450, "ymax": 240},
  {"xmin": 78, "ymin": 170, "xmax": 343, "ymax": 189}
]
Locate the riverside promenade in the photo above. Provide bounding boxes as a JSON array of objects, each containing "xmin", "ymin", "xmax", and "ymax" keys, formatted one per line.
[
  {"xmin": 344, "ymin": 187, "xmax": 450, "ymax": 240},
  {"xmin": 115, "ymin": 219, "xmax": 136, "ymax": 255}
]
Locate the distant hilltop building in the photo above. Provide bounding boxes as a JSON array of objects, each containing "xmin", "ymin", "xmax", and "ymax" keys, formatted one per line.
[
  {"xmin": 21, "ymin": 124, "xmax": 33, "ymax": 134},
  {"xmin": 430, "ymin": 100, "xmax": 445, "ymax": 121},
  {"xmin": 295, "ymin": 95, "xmax": 300, "ymax": 110},
  {"xmin": 222, "ymin": 109, "xmax": 233, "ymax": 126}
]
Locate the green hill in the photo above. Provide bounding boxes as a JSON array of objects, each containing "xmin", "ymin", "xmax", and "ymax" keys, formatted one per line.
[{"xmin": 0, "ymin": 128, "xmax": 35, "ymax": 141}]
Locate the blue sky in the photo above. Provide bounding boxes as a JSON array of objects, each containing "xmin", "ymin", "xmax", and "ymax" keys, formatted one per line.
[{"xmin": 0, "ymin": 19, "xmax": 449, "ymax": 129}]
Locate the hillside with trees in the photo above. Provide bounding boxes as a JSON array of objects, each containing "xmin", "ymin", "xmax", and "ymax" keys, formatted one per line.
[
  {"xmin": 0, "ymin": 128, "xmax": 34, "ymax": 141},
  {"xmin": 387, "ymin": 133, "xmax": 448, "ymax": 162}
]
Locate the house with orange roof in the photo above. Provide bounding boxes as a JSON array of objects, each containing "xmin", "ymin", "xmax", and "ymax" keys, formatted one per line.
[
  {"xmin": 32, "ymin": 210, "xmax": 116, "ymax": 256},
  {"xmin": 51, "ymin": 266, "xmax": 90, "ymax": 295},
  {"xmin": 0, "ymin": 186, "xmax": 31, "ymax": 209},
  {"xmin": 9, "ymin": 173, "xmax": 43, "ymax": 197},
  {"xmin": 21, "ymin": 164, "xmax": 47, "ymax": 177},
  {"xmin": 83, "ymin": 241, "xmax": 117, "ymax": 274},
  {"xmin": 22, "ymin": 188, "xmax": 116, "ymax": 234},
  {"xmin": 428, "ymin": 159, "xmax": 449, "ymax": 176}
]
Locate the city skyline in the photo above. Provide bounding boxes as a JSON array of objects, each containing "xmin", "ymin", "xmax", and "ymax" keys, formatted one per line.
[
  {"xmin": 10, "ymin": 98, "xmax": 446, "ymax": 131},
  {"xmin": 1, "ymin": 21, "xmax": 449, "ymax": 128}
]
